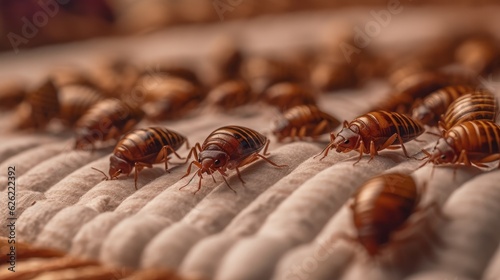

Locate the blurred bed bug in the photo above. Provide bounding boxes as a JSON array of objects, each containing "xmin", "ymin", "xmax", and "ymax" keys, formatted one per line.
[
  {"xmin": 205, "ymin": 80, "xmax": 253, "ymax": 111},
  {"xmin": 0, "ymin": 80, "xmax": 26, "ymax": 109},
  {"xmin": 58, "ymin": 85, "xmax": 105, "ymax": 125},
  {"xmin": 271, "ymin": 105, "xmax": 340, "ymax": 142},
  {"xmin": 421, "ymin": 120, "xmax": 500, "ymax": 168},
  {"xmin": 15, "ymin": 79, "xmax": 59, "ymax": 130},
  {"xmin": 208, "ymin": 36, "xmax": 243, "ymax": 84},
  {"xmin": 350, "ymin": 173, "xmax": 421, "ymax": 256},
  {"xmin": 317, "ymin": 110, "xmax": 424, "ymax": 163},
  {"xmin": 455, "ymin": 36, "xmax": 500, "ymax": 75},
  {"xmin": 411, "ymin": 85, "xmax": 475, "ymax": 125},
  {"xmin": 376, "ymin": 71, "xmax": 451, "ymax": 114},
  {"xmin": 136, "ymin": 76, "xmax": 203, "ymax": 121},
  {"xmin": 333, "ymin": 173, "xmax": 445, "ymax": 258},
  {"xmin": 180, "ymin": 125, "xmax": 287, "ymax": 194},
  {"xmin": 264, "ymin": 82, "xmax": 316, "ymax": 112},
  {"xmin": 74, "ymin": 99, "xmax": 144, "ymax": 150},
  {"xmin": 241, "ymin": 56, "xmax": 299, "ymax": 95},
  {"xmin": 90, "ymin": 58, "xmax": 140, "ymax": 98},
  {"xmin": 439, "ymin": 90, "xmax": 498, "ymax": 131},
  {"xmin": 92, "ymin": 127, "xmax": 188, "ymax": 189},
  {"xmin": 310, "ymin": 60, "xmax": 358, "ymax": 92}
]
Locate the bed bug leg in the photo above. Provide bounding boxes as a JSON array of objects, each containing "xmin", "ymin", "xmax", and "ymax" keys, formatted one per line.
[
  {"xmin": 255, "ymin": 153, "xmax": 288, "ymax": 168},
  {"xmin": 219, "ymin": 170, "xmax": 236, "ymax": 193},
  {"xmin": 353, "ymin": 140, "xmax": 367, "ymax": 165},
  {"xmin": 235, "ymin": 167, "xmax": 245, "ymax": 185}
]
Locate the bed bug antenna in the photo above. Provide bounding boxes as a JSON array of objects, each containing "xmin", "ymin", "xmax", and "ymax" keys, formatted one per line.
[{"xmin": 91, "ymin": 167, "xmax": 109, "ymax": 181}]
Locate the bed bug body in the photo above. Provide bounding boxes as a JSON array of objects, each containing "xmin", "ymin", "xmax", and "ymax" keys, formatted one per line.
[
  {"xmin": 205, "ymin": 80, "xmax": 253, "ymax": 110},
  {"xmin": 58, "ymin": 85, "xmax": 105, "ymax": 125},
  {"xmin": 411, "ymin": 85, "xmax": 475, "ymax": 125},
  {"xmin": 351, "ymin": 173, "xmax": 419, "ymax": 256},
  {"xmin": 137, "ymin": 76, "xmax": 203, "ymax": 121},
  {"xmin": 318, "ymin": 111, "xmax": 424, "ymax": 162},
  {"xmin": 74, "ymin": 99, "xmax": 144, "ymax": 150},
  {"xmin": 264, "ymin": 82, "xmax": 316, "ymax": 112},
  {"xmin": 271, "ymin": 105, "xmax": 340, "ymax": 142},
  {"xmin": 181, "ymin": 125, "xmax": 286, "ymax": 193},
  {"xmin": 423, "ymin": 120, "xmax": 500, "ymax": 168},
  {"xmin": 440, "ymin": 90, "xmax": 498, "ymax": 131},
  {"xmin": 15, "ymin": 79, "xmax": 60, "ymax": 130},
  {"xmin": 100, "ymin": 127, "xmax": 188, "ymax": 189}
]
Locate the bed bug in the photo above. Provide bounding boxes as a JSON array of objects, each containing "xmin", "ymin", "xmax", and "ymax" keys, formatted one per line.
[
  {"xmin": 0, "ymin": 80, "xmax": 25, "ymax": 109},
  {"xmin": 92, "ymin": 127, "xmax": 188, "ymax": 189},
  {"xmin": 271, "ymin": 105, "xmax": 340, "ymax": 142},
  {"xmin": 180, "ymin": 125, "xmax": 287, "ymax": 194},
  {"xmin": 310, "ymin": 60, "xmax": 358, "ymax": 92},
  {"xmin": 455, "ymin": 36, "xmax": 500, "ymax": 75},
  {"xmin": 376, "ymin": 72, "xmax": 451, "ymax": 114},
  {"xmin": 58, "ymin": 85, "xmax": 105, "ymax": 125},
  {"xmin": 74, "ymin": 99, "xmax": 144, "ymax": 150},
  {"xmin": 439, "ymin": 90, "xmax": 498, "ymax": 131},
  {"xmin": 15, "ymin": 79, "xmax": 59, "ymax": 130},
  {"xmin": 421, "ymin": 120, "xmax": 500, "ymax": 168},
  {"xmin": 264, "ymin": 82, "xmax": 316, "ymax": 112},
  {"xmin": 241, "ymin": 56, "xmax": 299, "ymax": 95},
  {"xmin": 317, "ymin": 110, "xmax": 424, "ymax": 163},
  {"xmin": 411, "ymin": 85, "xmax": 475, "ymax": 125},
  {"xmin": 136, "ymin": 75, "xmax": 203, "ymax": 121},
  {"xmin": 205, "ymin": 80, "xmax": 253, "ymax": 111},
  {"xmin": 350, "ymin": 173, "xmax": 420, "ymax": 256}
]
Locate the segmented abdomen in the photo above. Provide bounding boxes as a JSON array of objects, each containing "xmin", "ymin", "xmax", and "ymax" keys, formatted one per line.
[
  {"xmin": 59, "ymin": 85, "xmax": 104, "ymax": 124},
  {"xmin": 203, "ymin": 126, "xmax": 267, "ymax": 158},
  {"xmin": 352, "ymin": 174, "xmax": 418, "ymax": 253},
  {"xmin": 115, "ymin": 127, "xmax": 186, "ymax": 162},
  {"xmin": 441, "ymin": 91, "xmax": 498, "ymax": 130},
  {"xmin": 412, "ymin": 85, "xmax": 475, "ymax": 124},
  {"xmin": 446, "ymin": 120, "xmax": 500, "ymax": 155},
  {"xmin": 352, "ymin": 111, "xmax": 424, "ymax": 144}
]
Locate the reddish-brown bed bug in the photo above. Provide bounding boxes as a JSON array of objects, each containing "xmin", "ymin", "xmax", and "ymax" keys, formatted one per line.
[
  {"xmin": 92, "ymin": 127, "xmax": 188, "ymax": 189},
  {"xmin": 350, "ymin": 173, "xmax": 421, "ymax": 256},
  {"xmin": 205, "ymin": 80, "xmax": 253, "ymax": 111},
  {"xmin": 180, "ymin": 125, "xmax": 287, "ymax": 194},
  {"xmin": 421, "ymin": 120, "xmax": 500, "ymax": 168},
  {"xmin": 317, "ymin": 111, "xmax": 424, "ymax": 163},
  {"xmin": 455, "ymin": 36, "xmax": 500, "ymax": 75},
  {"xmin": 74, "ymin": 99, "xmax": 144, "ymax": 150},
  {"xmin": 241, "ymin": 56, "xmax": 298, "ymax": 95},
  {"xmin": 331, "ymin": 173, "xmax": 445, "ymax": 258},
  {"xmin": 439, "ymin": 90, "xmax": 498, "ymax": 131},
  {"xmin": 264, "ymin": 82, "xmax": 316, "ymax": 112},
  {"xmin": 58, "ymin": 85, "xmax": 105, "ymax": 125},
  {"xmin": 411, "ymin": 85, "xmax": 475, "ymax": 125},
  {"xmin": 136, "ymin": 76, "xmax": 203, "ymax": 121},
  {"xmin": 271, "ymin": 105, "xmax": 340, "ymax": 142},
  {"xmin": 0, "ymin": 80, "xmax": 25, "ymax": 109},
  {"xmin": 15, "ymin": 79, "xmax": 59, "ymax": 130},
  {"xmin": 310, "ymin": 60, "xmax": 358, "ymax": 92}
]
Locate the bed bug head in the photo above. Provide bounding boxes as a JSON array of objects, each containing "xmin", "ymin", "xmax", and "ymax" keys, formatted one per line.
[
  {"xmin": 332, "ymin": 122, "xmax": 361, "ymax": 153},
  {"xmin": 420, "ymin": 137, "xmax": 457, "ymax": 168},
  {"xmin": 108, "ymin": 153, "xmax": 133, "ymax": 179},
  {"xmin": 198, "ymin": 149, "xmax": 230, "ymax": 174}
]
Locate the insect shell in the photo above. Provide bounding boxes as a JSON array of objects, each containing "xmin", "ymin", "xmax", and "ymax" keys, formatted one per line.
[
  {"xmin": 422, "ymin": 120, "xmax": 500, "ymax": 168},
  {"xmin": 271, "ymin": 105, "xmax": 340, "ymax": 142},
  {"xmin": 0, "ymin": 80, "xmax": 26, "ymax": 109},
  {"xmin": 205, "ymin": 80, "xmax": 253, "ymax": 111},
  {"xmin": 58, "ymin": 85, "xmax": 105, "ymax": 125},
  {"xmin": 264, "ymin": 82, "xmax": 316, "ymax": 112},
  {"xmin": 94, "ymin": 127, "xmax": 188, "ymax": 189},
  {"xmin": 317, "ymin": 111, "xmax": 424, "ymax": 162},
  {"xmin": 376, "ymin": 71, "xmax": 452, "ymax": 114},
  {"xmin": 411, "ymin": 85, "xmax": 475, "ymax": 125},
  {"xmin": 74, "ymin": 99, "xmax": 144, "ymax": 150},
  {"xmin": 136, "ymin": 75, "xmax": 203, "ymax": 121},
  {"xmin": 439, "ymin": 90, "xmax": 498, "ymax": 131},
  {"xmin": 15, "ymin": 79, "xmax": 59, "ymax": 130},
  {"xmin": 180, "ymin": 125, "xmax": 287, "ymax": 194},
  {"xmin": 351, "ymin": 173, "xmax": 419, "ymax": 256}
]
